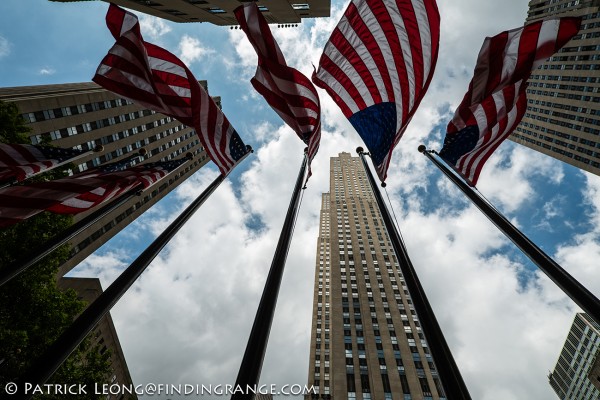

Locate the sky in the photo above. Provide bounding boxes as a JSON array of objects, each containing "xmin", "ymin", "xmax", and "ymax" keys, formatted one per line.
[{"xmin": 1, "ymin": 0, "xmax": 600, "ymax": 399}]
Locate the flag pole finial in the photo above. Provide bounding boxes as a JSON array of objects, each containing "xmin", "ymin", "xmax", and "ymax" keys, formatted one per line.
[
  {"xmin": 93, "ymin": 144, "xmax": 104, "ymax": 153},
  {"xmin": 356, "ymin": 146, "xmax": 364, "ymax": 154},
  {"xmin": 418, "ymin": 144, "xmax": 427, "ymax": 153},
  {"xmin": 186, "ymin": 152, "xmax": 194, "ymax": 160},
  {"xmin": 138, "ymin": 147, "xmax": 148, "ymax": 157}
]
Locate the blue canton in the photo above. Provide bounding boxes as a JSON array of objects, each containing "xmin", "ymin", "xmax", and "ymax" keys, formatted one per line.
[
  {"xmin": 348, "ymin": 102, "xmax": 397, "ymax": 168},
  {"xmin": 439, "ymin": 125, "xmax": 480, "ymax": 164}
]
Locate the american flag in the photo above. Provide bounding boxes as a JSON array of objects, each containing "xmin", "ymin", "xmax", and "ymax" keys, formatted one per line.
[
  {"xmin": 0, "ymin": 157, "xmax": 189, "ymax": 228},
  {"xmin": 440, "ymin": 17, "xmax": 581, "ymax": 186},
  {"xmin": 0, "ymin": 144, "xmax": 86, "ymax": 183},
  {"xmin": 234, "ymin": 2, "xmax": 321, "ymax": 181},
  {"xmin": 313, "ymin": 0, "xmax": 440, "ymax": 182},
  {"xmin": 93, "ymin": 4, "xmax": 249, "ymax": 176}
]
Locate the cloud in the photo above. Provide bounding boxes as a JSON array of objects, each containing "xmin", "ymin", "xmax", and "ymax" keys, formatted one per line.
[
  {"xmin": 0, "ymin": 35, "xmax": 9, "ymax": 58},
  {"xmin": 39, "ymin": 67, "xmax": 55, "ymax": 75},
  {"xmin": 178, "ymin": 35, "xmax": 215, "ymax": 66},
  {"xmin": 139, "ymin": 14, "xmax": 172, "ymax": 40},
  {"xmin": 65, "ymin": 0, "xmax": 599, "ymax": 399}
]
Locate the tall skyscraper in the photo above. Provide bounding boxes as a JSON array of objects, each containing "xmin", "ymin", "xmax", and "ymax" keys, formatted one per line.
[
  {"xmin": 548, "ymin": 313, "xmax": 600, "ymax": 400},
  {"xmin": 510, "ymin": 0, "xmax": 600, "ymax": 175},
  {"xmin": 307, "ymin": 152, "xmax": 445, "ymax": 400},
  {"xmin": 51, "ymin": 0, "xmax": 331, "ymax": 25},
  {"xmin": 0, "ymin": 82, "xmax": 211, "ymax": 276}
]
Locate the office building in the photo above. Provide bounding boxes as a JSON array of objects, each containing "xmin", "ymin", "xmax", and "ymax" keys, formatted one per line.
[
  {"xmin": 510, "ymin": 0, "xmax": 600, "ymax": 175},
  {"xmin": 51, "ymin": 0, "xmax": 331, "ymax": 25},
  {"xmin": 0, "ymin": 82, "xmax": 211, "ymax": 277},
  {"xmin": 58, "ymin": 277, "xmax": 138, "ymax": 400},
  {"xmin": 548, "ymin": 313, "xmax": 600, "ymax": 400},
  {"xmin": 306, "ymin": 152, "xmax": 445, "ymax": 399}
]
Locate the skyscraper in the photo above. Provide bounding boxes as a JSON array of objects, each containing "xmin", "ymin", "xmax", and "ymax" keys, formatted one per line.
[
  {"xmin": 51, "ymin": 0, "xmax": 331, "ymax": 25},
  {"xmin": 548, "ymin": 313, "xmax": 600, "ymax": 400},
  {"xmin": 307, "ymin": 152, "xmax": 445, "ymax": 400},
  {"xmin": 510, "ymin": 0, "xmax": 600, "ymax": 175},
  {"xmin": 0, "ymin": 82, "xmax": 211, "ymax": 276}
]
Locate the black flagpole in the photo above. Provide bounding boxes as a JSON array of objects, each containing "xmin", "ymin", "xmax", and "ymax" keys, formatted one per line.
[
  {"xmin": 357, "ymin": 147, "xmax": 472, "ymax": 400},
  {"xmin": 0, "ymin": 145, "xmax": 104, "ymax": 190},
  {"xmin": 0, "ymin": 150, "xmax": 179, "ymax": 288},
  {"xmin": 14, "ymin": 148, "xmax": 251, "ymax": 399},
  {"xmin": 419, "ymin": 145, "xmax": 600, "ymax": 324},
  {"xmin": 231, "ymin": 150, "xmax": 308, "ymax": 399}
]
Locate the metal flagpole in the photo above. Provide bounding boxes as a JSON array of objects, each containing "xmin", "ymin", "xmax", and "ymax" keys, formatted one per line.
[
  {"xmin": 13, "ymin": 149, "xmax": 251, "ymax": 399},
  {"xmin": 419, "ymin": 145, "xmax": 600, "ymax": 324},
  {"xmin": 231, "ymin": 150, "xmax": 308, "ymax": 400},
  {"xmin": 0, "ymin": 150, "xmax": 176, "ymax": 288},
  {"xmin": 357, "ymin": 147, "xmax": 472, "ymax": 400},
  {"xmin": 0, "ymin": 145, "xmax": 104, "ymax": 190}
]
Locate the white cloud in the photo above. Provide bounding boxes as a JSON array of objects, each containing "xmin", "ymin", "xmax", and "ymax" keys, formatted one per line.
[
  {"xmin": 178, "ymin": 35, "xmax": 215, "ymax": 66},
  {"xmin": 39, "ymin": 67, "xmax": 55, "ymax": 75},
  {"xmin": 139, "ymin": 14, "xmax": 172, "ymax": 40},
  {"xmin": 65, "ymin": 0, "xmax": 600, "ymax": 399},
  {"xmin": 0, "ymin": 35, "xmax": 9, "ymax": 58}
]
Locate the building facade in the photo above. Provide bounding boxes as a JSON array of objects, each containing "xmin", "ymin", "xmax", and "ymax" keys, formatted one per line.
[
  {"xmin": 510, "ymin": 0, "xmax": 600, "ymax": 175},
  {"xmin": 58, "ymin": 277, "xmax": 138, "ymax": 400},
  {"xmin": 548, "ymin": 313, "xmax": 600, "ymax": 400},
  {"xmin": 0, "ymin": 82, "xmax": 211, "ymax": 276},
  {"xmin": 51, "ymin": 0, "xmax": 331, "ymax": 25},
  {"xmin": 306, "ymin": 152, "xmax": 445, "ymax": 400}
]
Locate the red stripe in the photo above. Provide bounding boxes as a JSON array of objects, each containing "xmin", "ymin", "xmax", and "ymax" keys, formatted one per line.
[
  {"xmin": 95, "ymin": 4, "xmax": 246, "ymax": 176},
  {"xmin": 312, "ymin": 56, "xmax": 354, "ymax": 118},
  {"xmin": 392, "ymin": 0, "xmax": 421, "ymax": 116},
  {"xmin": 339, "ymin": 3, "xmax": 386, "ymax": 104}
]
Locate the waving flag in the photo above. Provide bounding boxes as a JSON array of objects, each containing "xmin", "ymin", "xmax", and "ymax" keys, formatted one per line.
[
  {"xmin": 313, "ymin": 0, "xmax": 440, "ymax": 182},
  {"xmin": 439, "ymin": 17, "xmax": 581, "ymax": 185},
  {"xmin": 0, "ymin": 144, "xmax": 86, "ymax": 183},
  {"xmin": 234, "ymin": 2, "xmax": 321, "ymax": 180},
  {"xmin": 93, "ymin": 4, "xmax": 249, "ymax": 176},
  {"xmin": 0, "ymin": 157, "xmax": 189, "ymax": 228}
]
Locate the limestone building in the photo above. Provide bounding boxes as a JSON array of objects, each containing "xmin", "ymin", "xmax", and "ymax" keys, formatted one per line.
[{"xmin": 306, "ymin": 152, "xmax": 446, "ymax": 399}]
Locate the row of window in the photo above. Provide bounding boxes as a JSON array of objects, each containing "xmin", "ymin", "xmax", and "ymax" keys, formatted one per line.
[{"xmin": 22, "ymin": 98, "xmax": 134, "ymax": 123}]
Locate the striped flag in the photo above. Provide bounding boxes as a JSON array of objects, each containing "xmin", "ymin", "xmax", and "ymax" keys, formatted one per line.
[
  {"xmin": 93, "ymin": 4, "xmax": 249, "ymax": 176},
  {"xmin": 234, "ymin": 2, "xmax": 321, "ymax": 181},
  {"xmin": 313, "ymin": 0, "xmax": 440, "ymax": 182},
  {"xmin": 0, "ymin": 144, "xmax": 86, "ymax": 183},
  {"xmin": 0, "ymin": 157, "xmax": 189, "ymax": 228},
  {"xmin": 439, "ymin": 17, "xmax": 581, "ymax": 186}
]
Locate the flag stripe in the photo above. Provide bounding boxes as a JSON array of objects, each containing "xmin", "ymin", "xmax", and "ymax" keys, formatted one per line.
[
  {"xmin": 440, "ymin": 17, "xmax": 581, "ymax": 185},
  {"xmin": 94, "ymin": 4, "xmax": 247, "ymax": 177},
  {"xmin": 0, "ymin": 157, "xmax": 187, "ymax": 227},
  {"xmin": 234, "ymin": 2, "xmax": 321, "ymax": 181},
  {"xmin": 314, "ymin": 0, "xmax": 440, "ymax": 181},
  {"xmin": 0, "ymin": 144, "xmax": 85, "ymax": 182}
]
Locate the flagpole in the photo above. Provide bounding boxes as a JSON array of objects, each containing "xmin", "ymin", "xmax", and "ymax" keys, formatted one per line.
[
  {"xmin": 357, "ymin": 147, "xmax": 472, "ymax": 400},
  {"xmin": 231, "ymin": 150, "xmax": 308, "ymax": 399},
  {"xmin": 419, "ymin": 145, "xmax": 600, "ymax": 324},
  {"xmin": 0, "ymin": 145, "xmax": 104, "ymax": 190},
  {"xmin": 14, "ymin": 149, "xmax": 253, "ymax": 399},
  {"xmin": 0, "ymin": 149, "xmax": 175, "ymax": 289}
]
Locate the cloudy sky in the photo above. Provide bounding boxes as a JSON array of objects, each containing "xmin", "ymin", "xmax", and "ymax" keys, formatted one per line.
[{"xmin": 1, "ymin": 0, "xmax": 599, "ymax": 399}]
